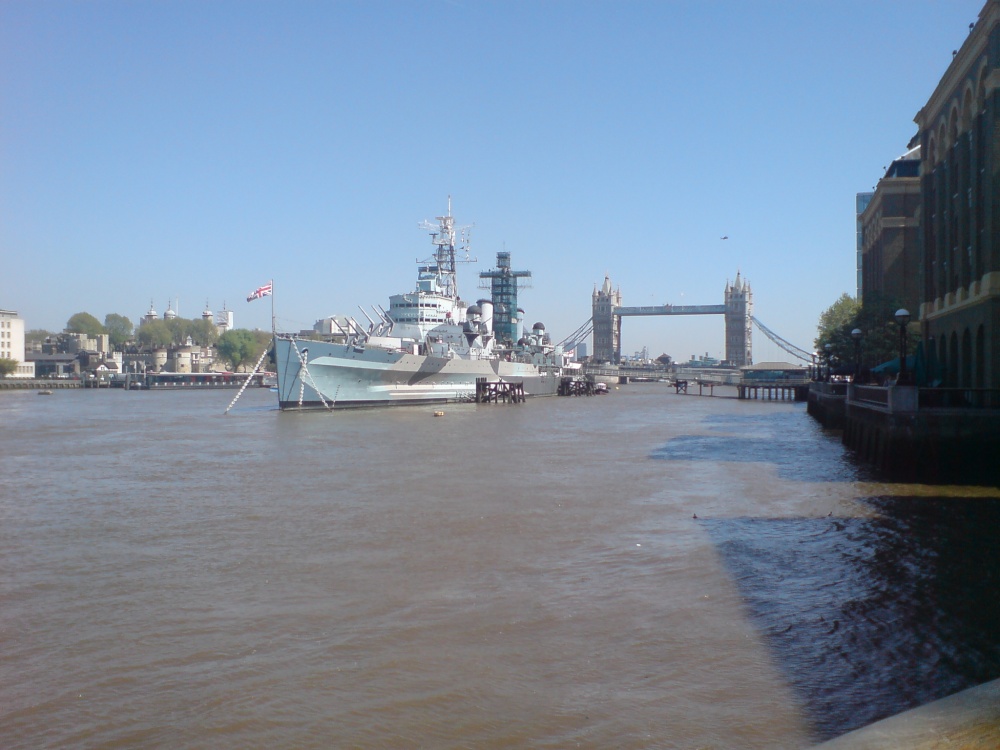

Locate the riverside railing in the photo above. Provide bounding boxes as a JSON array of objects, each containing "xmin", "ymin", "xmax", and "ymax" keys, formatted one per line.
[
  {"xmin": 846, "ymin": 385, "xmax": 1000, "ymax": 412},
  {"xmin": 917, "ymin": 388, "xmax": 1000, "ymax": 410},
  {"xmin": 851, "ymin": 385, "xmax": 889, "ymax": 406},
  {"xmin": 811, "ymin": 381, "xmax": 848, "ymax": 396}
]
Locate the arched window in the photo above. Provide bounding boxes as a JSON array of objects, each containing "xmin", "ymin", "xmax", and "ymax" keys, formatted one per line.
[
  {"xmin": 938, "ymin": 335, "xmax": 947, "ymax": 386},
  {"xmin": 974, "ymin": 75, "xmax": 987, "ymax": 279},
  {"xmin": 961, "ymin": 328, "xmax": 972, "ymax": 388},
  {"xmin": 949, "ymin": 331, "xmax": 959, "ymax": 387},
  {"xmin": 975, "ymin": 325, "xmax": 985, "ymax": 389},
  {"xmin": 926, "ymin": 135, "xmax": 939, "ymax": 299}
]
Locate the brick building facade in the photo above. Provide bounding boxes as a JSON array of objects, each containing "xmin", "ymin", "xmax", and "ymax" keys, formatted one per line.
[{"xmin": 915, "ymin": 0, "xmax": 1000, "ymax": 388}]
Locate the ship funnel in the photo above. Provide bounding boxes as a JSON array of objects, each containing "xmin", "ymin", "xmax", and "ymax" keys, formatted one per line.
[{"xmin": 478, "ymin": 299, "xmax": 494, "ymax": 337}]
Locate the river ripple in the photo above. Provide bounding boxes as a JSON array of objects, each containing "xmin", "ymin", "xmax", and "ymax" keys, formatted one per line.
[{"xmin": 1, "ymin": 384, "xmax": 997, "ymax": 748}]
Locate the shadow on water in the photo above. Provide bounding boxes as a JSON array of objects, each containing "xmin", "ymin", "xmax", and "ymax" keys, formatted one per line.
[
  {"xmin": 650, "ymin": 408, "xmax": 877, "ymax": 483},
  {"xmin": 701, "ymin": 497, "xmax": 1000, "ymax": 742}
]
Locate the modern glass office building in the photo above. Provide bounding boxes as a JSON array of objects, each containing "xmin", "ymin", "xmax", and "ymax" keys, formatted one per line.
[{"xmin": 855, "ymin": 191, "xmax": 873, "ymax": 300}]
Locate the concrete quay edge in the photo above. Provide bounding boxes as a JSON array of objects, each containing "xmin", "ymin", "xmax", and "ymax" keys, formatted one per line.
[{"xmin": 811, "ymin": 678, "xmax": 1000, "ymax": 749}]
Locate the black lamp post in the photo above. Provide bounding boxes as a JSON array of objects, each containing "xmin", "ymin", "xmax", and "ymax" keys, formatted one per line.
[
  {"xmin": 851, "ymin": 328, "xmax": 862, "ymax": 383},
  {"xmin": 895, "ymin": 308, "xmax": 910, "ymax": 383},
  {"xmin": 824, "ymin": 343, "xmax": 833, "ymax": 381}
]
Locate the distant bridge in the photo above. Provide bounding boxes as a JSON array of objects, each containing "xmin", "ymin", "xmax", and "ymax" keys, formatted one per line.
[{"xmin": 560, "ymin": 273, "xmax": 812, "ymax": 366}]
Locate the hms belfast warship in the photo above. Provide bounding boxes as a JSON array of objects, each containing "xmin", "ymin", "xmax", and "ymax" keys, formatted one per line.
[{"xmin": 272, "ymin": 201, "xmax": 566, "ymax": 409}]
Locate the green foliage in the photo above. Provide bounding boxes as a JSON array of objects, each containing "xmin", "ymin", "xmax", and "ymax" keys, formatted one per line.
[
  {"xmin": 190, "ymin": 318, "xmax": 220, "ymax": 347},
  {"xmin": 25, "ymin": 329, "xmax": 53, "ymax": 343},
  {"xmin": 814, "ymin": 294, "xmax": 860, "ymax": 368},
  {"xmin": 65, "ymin": 312, "xmax": 105, "ymax": 336},
  {"xmin": 852, "ymin": 292, "xmax": 914, "ymax": 371},
  {"xmin": 216, "ymin": 329, "xmax": 266, "ymax": 371},
  {"xmin": 815, "ymin": 291, "xmax": 917, "ymax": 375},
  {"xmin": 136, "ymin": 319, "xmax": 173, "ymax": 349},
  {"xmin": 104, "ymin": 313, "xmax": 134, "ymax": 350},
  {"xmin": 252, "ymin": 329, "xmax": 273, "ymax": 349},
  {"xmin": 252, "ymin": 330, "xmax": 275, "ymax": 368},
  {"xmin": 0, "ymin": 358, "xmax": 18, "ymax": 378},
  {"xmin": 163, "ymin": 317, "xmax": 193, "ymax": 345},
  {"xmin": 814, "ymin": 294, "xmax": 859, "ymax": 351},
  {"xmin": 137, "ymin": 316, "xmax": 220, "ymax": 348}
]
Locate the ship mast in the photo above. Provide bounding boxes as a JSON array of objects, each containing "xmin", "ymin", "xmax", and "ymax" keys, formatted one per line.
[
  {"xmin": 433, "ymin": 198, "xmax": 457, "ymax": 299},
  {"xmin": 419, "ymin": 197, "xmax": 474, "ymax": 301}
]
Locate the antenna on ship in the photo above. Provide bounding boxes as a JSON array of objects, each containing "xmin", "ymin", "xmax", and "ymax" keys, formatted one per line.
[{"xmin": 417, "ymin": 197, "xmax": 475, "ymax": 301}]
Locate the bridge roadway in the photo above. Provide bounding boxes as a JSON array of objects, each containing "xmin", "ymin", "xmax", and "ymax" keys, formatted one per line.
[{"xmin": 615, "ymin": 304, "xmax": 726, "ymax": 317}]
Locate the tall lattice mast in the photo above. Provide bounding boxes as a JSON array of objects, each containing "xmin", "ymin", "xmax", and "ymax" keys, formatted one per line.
[
  {"xmin": 479, "ymin": 250, "xmax": 532, "ymax": 346},
  {"xmin": 418, "ymin": 197, "xmax": 474, "ymax": 301}
]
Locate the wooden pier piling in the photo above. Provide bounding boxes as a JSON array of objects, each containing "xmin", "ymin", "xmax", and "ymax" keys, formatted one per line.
[
  {"xmin": 475, "ymin": 377, "xmax": 525, "ymax": 404},
  {"xmin": 558, "ymin": 377, "xmax": 597, "ymax": 396},
  {"xmin": 737, "ymin": 382, "xmax": 809, "ymax": 401}
]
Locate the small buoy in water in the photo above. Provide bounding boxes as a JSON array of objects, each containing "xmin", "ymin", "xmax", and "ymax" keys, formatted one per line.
[{"xmin": 433, "ymin": 411, "xmax": 445, "ymax": 417}]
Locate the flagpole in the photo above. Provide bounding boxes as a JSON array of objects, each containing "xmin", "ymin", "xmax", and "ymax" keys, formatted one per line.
[{"xmin": 270, "ymin": 278, "xmax": 275, "ymax": 335}]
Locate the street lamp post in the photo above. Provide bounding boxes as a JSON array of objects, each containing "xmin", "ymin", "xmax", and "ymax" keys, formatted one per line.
[
  {"xmin": 895, "ymin": 309, "xmax": 910, "ymax": 384},
  {"xmin": 824, "ymin": 343, "xmax": 833, "ymax": 382},
  {"xmin": 851, "ymin": 328, "xmax": 863, "ymax": 383}
]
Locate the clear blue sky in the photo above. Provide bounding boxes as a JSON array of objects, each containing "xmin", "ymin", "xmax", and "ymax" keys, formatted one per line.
[{"xmin": 1, "ymin": 0, "xmax": 986, "ymax": 362}]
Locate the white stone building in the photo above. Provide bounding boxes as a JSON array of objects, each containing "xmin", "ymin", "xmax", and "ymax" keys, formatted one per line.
[{"xmin": 0, "ymin": 309, "xmax": 36, "ymax": 378}]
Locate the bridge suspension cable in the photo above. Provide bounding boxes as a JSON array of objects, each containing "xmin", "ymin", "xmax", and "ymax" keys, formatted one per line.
[
  {"xmin": 556, "ymin": 314, "xmax": 811, "ymax": 364},
  {"xmin": 751, "ymin": 317, "xmax": 813, "ymax": 363},
  {"xmin": 557, "ymin": 317, "xmax": 593, "ymax": 350}
]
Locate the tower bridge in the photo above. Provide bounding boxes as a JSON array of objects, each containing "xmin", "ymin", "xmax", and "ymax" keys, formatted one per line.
[{"xmin": 591, "ymin": 272, "xmax": 753, "ymax": 366}]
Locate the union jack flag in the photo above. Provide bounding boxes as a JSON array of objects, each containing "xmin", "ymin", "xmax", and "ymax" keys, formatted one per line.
[{"xmin": 247, "ymin": 282, "xmax": 272, "ymax": 302}]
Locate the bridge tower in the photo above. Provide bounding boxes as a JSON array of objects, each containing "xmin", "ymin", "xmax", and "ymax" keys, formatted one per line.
[
  {"xmin": 592, "ymin": 274, "xmax": 622, "ymax": 363},
  {"xmin": 724, "ymin": 272, "xmax": 753, "ymax": 366}
]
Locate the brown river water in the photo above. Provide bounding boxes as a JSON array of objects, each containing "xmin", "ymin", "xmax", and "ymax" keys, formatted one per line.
[{"xmin": 2, "ymin": 384, "xmax": 998, "ymax": 749}]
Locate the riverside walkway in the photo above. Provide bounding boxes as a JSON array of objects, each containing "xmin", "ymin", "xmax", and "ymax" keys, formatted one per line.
[
  {"xmin": 814, "ymin": 678, "xmax": 1000, "ymax": 749},
  {"xmin": 0, "ymin": 378, "xmax": 82, "ymax": 390}
]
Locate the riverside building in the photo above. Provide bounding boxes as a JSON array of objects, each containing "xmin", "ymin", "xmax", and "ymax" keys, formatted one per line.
[
  {"xmin": 858, "ymin": 147, "xmax": 922, "ymax": 314},
  {"xmin": 914, "ymin": 0, "xmax": 1000, "ymax": 389},
  {"xmin": 0, "ymin": 309, "xmax": 35, "ymax": 378}
]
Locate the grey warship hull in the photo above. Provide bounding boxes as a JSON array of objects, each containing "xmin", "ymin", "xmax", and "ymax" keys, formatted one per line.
[{"xmin": 274, "ymin": 337, "xmax": 561, "ymax": 409}]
